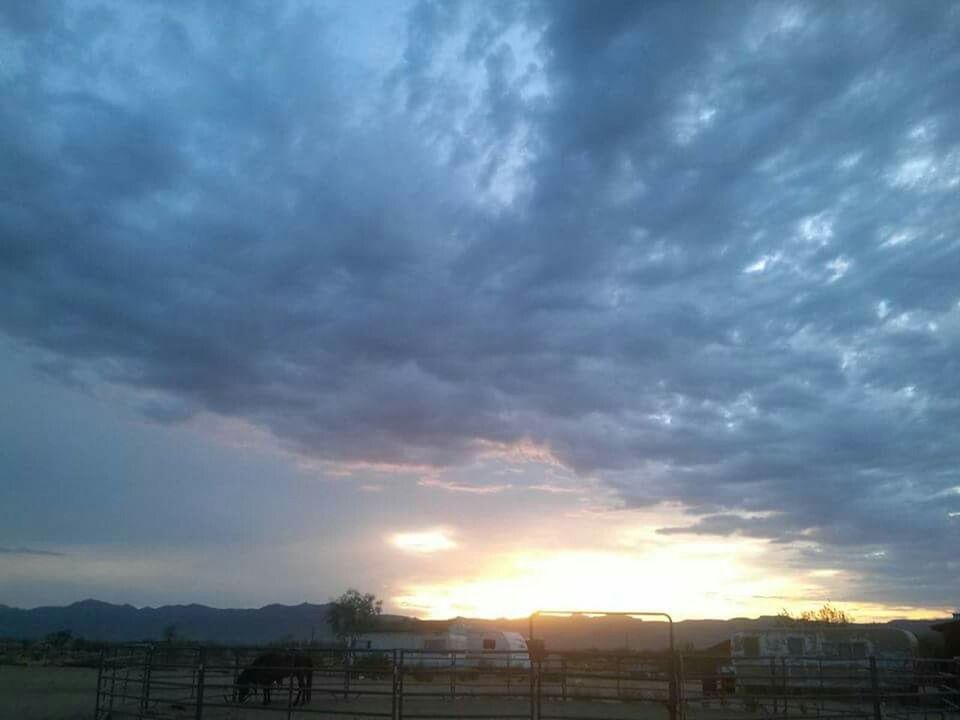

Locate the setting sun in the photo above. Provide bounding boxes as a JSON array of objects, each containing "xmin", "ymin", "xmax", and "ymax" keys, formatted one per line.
[
  {"xmin": 390, "ymin": 539, "xmax": 952, "ymax": 622},
  {"xmin": 391, "ymin": 540, "xmax": 795, "ymax": 620}
]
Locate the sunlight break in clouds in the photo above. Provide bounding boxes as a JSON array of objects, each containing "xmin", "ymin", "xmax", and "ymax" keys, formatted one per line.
[
  {"xmin": 392, "ymin": 541, "xmax": 791, "ymax": 620},
  {"xmin": 391, "ymin": 545, "xmax": 952, "ymax": 622}
]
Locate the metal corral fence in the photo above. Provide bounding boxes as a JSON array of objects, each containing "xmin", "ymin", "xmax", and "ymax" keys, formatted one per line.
[
  {"xmin": 681, "ymin": 655, "xmax": 960, "ymax": 720},
  {"xmin": 94, "ymin": 646, "xmax": 960, "ymax": 720}
]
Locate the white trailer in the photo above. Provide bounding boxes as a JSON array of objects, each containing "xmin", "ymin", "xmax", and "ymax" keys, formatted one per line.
[
  {"xmin": 356, "ymin": 626, "xmax": 530, "ymax": 670},
  {"xmin": 358, "ymin": 625, "xmax": 468, "ymax": 668},
  {"xmin": 466, "ymin": 630, "xmax": 531, "ymax": 669},
  {"xmin": 730, "ymin": 627, "xmax": 918, "ymax": 691}
]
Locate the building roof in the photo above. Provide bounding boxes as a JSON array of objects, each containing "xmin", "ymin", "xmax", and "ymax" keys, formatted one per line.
[
  {"xmin": 931, "ymin": 614, "xmax": 960, "ymax": 633},
  {"xmin": 372, "ymin": 618, "xmax": 466, "ymax": 635}
]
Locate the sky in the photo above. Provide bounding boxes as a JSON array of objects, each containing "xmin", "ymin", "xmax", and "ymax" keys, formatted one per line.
[{"xmin": 1, "ymin": 1, "xmax": 959, "ymax": 622}]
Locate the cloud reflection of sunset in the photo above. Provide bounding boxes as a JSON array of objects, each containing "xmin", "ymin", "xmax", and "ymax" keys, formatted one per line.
[{"xmin": 390, "ymin": 529, "xmax": 458, "ymax": 553}]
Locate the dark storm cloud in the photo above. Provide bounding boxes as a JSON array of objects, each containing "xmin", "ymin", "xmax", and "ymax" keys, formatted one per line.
[{"xmin": 2, "ymin": 1, "xmax": 959, "ymax": 604}]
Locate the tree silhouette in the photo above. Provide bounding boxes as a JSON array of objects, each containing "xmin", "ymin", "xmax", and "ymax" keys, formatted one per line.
[
  {"xmin": 162, "ymin": 624, "xmax": 178, "ymax": 644},
  {"xmin": 777, "ymin": 603, "xmax": 852, "ymax": 626},
  {"xmin": 327, "ymin": 589, "xmax": 383, "ymax": 648},
  {"xmin": 45, "ymin": 629, "xmax": 73, "ymax": 650}
]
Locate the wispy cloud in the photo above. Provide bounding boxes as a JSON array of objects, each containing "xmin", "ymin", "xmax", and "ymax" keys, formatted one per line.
[
  {"xmin": 418, "ymin": 477, "xmax": 512, "ymax": 494},
  {"xmin": 0, "ymin": 547, "xmax": 65, "ymax": 557}
]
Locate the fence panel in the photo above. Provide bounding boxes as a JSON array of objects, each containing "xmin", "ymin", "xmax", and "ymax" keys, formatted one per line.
[{"xmin": 93, "ymin": 646, "xmax": 960, "ymax": 720}]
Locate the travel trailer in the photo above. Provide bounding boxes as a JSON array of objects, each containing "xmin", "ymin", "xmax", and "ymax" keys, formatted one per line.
[
  {"xmin": 466, "ymin": 630, "xmax": 531, "ymax": 669},
  {"xmin": 357, "ymin": 624, "xmax": 530, "ymax": 669},
  {"xmin": 360, "ymin": 622, "xmax": 468, "ymax": 667},
  {"xmin": 730, "ymin": 626, "xmax": 918, "ymax": 691}
]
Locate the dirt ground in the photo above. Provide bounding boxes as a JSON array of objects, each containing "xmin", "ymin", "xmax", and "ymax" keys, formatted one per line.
[{"xmin": 0, "ymin": 666, "xmax": 97, "ymax": 720}]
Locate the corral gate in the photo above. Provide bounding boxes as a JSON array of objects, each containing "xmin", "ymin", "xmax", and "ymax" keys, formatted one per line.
[{"xmin": 528, "ymin": 610, "xmax": 680, "ymax": 720}]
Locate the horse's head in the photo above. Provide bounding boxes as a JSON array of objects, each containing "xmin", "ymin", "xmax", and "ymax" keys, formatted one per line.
[{"xmin": 234, "ymin": 668, "xmax": 254, "ymax": 704}]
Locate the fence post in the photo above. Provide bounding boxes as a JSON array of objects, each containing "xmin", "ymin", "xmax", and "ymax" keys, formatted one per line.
[
  {"xmin": 781, "ymin": 657, "xmax": 788, "ymax": 716},
  {"xmin": 398, "ymin": 650, "xmax": 405, "ymax": 720},
  {"xmin": 391, "ymin": 650, "xmax": 398, "ymax": 720},
  {"xmin": 189, "ymin": 648, "xmax": 198, "ymax": 699},
  {"xmin": 770, "ymin": 657, "xmax": 778, "ymax": 715},
  {"xmin": 286, "ymin": 652, "xmax": 296, "ymax": 720},
  {"xmin": 870, "ymin": 656, "xmax": 882, "ymax": 720},
  {"xmin": 139, "ymin": 645, "xmax": 153, "ymax": 719},
  {"xmin": 343, "ymin": 647, "xmax": 353, "ymax": 700},
  {"xmin": 450, "ymin": 651, "xmax": 456, "ymax": 700},
  {"xmin": 562, "ymin": 657, "xmax": 568, "ymax": 701},
  {"xmin": 616, "ymin": 655, "xmax": 621, "ymax": 699},
  {"xmin": 529, "ymin": 652, "xmax": 536, "ymax": 720},
  {"xmin": 955, "ymin": 659, "xmax": 960, "ymax": 710},
  {"xmin": 94, "ymin": 648, "xmax": 105, "ymax": 719},
  {"xmin": 678, "ymin": 652, "xmax": 686, "ymax": 720},
  {"xmin": 818, "ymin": 658, "xmax": 824, "ymax": 717},
  {"xmin": 668, "ymin": 652, "xmax": 678, "ymax": 720},
  {"xmin": 537, "ymin": 655, "xmax": 543, "ymax": 720},
  {"xmin": 506, "ymin": 652, "xmax": 510, "ymax": 697},
  {"xmin": 108, "ymin": 649, "xmax": 117, "ymax": 716},
  {"xmin": 232, "ymin": 652, "xmax": 240, "ymax": 704},
  {"xmin": 194, "ymin": 647, "xmax": 206, "ymax": 720}
]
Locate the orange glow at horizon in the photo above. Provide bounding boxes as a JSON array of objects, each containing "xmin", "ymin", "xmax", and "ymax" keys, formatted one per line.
[{"xmin": 389, "ymin": 547, "xmax": 950, "ymax": 623}]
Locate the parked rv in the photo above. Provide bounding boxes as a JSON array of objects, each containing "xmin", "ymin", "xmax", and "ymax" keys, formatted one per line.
[
  {"xmin": 730, "ymin": 626, "xmax": 918, "ymax": 691},
  {"xmin": 357, "ymin": 623, "xmax": 530, "ymax": 670},
  {"xmin": 360, "ymin": 623, "xmax": 468, "ymax": 668},
  {"xmin": 467, "ymin": 630, "xmax": 531, "ymax": 669}
]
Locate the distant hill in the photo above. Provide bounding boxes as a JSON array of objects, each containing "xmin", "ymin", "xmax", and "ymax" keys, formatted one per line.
[
  {"xmin": 461, "ymin": 614, "xmax": 784, "ymax": 651},
  {"xmin": 0, "ymin": 599, "xmax": 339, "ymax": 644},
  {"xmin": 466, "ymin": 614, "xmax": 950, "ymax": 652},
  {"xmin": 0, "ymin": 600, "xmax": 950, "ymax": 650}
]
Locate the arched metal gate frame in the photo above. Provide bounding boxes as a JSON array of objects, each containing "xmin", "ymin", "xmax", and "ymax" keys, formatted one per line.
[{"xmin": 528, "ymin": 610, "xmax": 679, "ymax": 720}]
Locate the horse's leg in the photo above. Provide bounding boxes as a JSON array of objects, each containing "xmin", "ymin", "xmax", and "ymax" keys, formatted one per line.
[
  {"xmin": 295, "ymin": 672, "xmax": 305, "ymax": 705},
  {"xmin": 263, "ymin": 684, "xmax": 271, "ymax": 705}
]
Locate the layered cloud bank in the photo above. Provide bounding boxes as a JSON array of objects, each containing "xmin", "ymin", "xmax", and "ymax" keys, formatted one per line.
[{"xmin": 1, "ymin": 2, "xmax": 958, "ymax": 612}]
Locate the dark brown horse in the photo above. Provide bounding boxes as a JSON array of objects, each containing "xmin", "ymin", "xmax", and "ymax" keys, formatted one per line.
[{"xmin": 230, "ymin": 652, "xmax": 313, "ymax": 705}]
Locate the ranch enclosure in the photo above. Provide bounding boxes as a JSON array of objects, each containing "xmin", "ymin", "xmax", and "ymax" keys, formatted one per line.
[{"xmin": 89, "ymin": 645, "xmax": 960, "ymax": 720}]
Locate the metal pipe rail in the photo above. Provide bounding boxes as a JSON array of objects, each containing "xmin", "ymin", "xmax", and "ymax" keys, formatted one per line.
[{"xmin": 93, "ymin": 644, "xmax": 960, "ymax": 720}]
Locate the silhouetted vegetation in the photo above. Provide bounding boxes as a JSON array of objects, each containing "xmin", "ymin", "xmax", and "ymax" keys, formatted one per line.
[
  {"xmin": 326, "ymin": 589, "xmax": 383, "ymax": 648},
  {"xmin": 777, "ymin": 603, "xmax": 853, "ymax": 626}
]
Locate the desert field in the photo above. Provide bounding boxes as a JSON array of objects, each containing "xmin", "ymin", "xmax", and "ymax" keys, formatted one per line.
[{"xmin": 0, "ymin": 666, "xmax": 97, "ymax": 720}]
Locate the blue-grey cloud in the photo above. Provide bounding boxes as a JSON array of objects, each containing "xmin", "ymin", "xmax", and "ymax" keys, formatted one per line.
[
  {"xmin": 0, "ymin": 546, "xmax": 65, "ymax": 557},
  {"xmin": 2, "ymin": 1, "xmax": 959, "ymax": 607}
]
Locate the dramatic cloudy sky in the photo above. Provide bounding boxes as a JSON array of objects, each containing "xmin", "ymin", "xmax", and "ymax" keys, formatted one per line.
[{"xmin": 2, "ymin": 1, "xmax": 959, "ymax": 620}]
